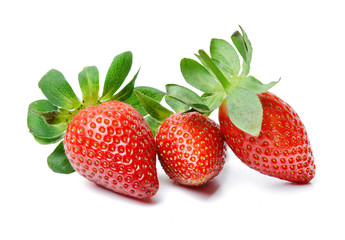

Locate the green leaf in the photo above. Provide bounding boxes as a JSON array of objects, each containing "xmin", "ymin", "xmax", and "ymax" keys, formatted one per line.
[
  {"xmin": 201, "ymin": 92, "xmax": 225, "ymax": 111},
  {"xmin": 238, "ymin": 76, "xmax": 280, "ymax": 94},
  {"xmin": 39, "ymin": 69, "xmax": 81, "ymax": 109},
  {"xmin": 145, "ymin": 116, "xmax": 161, "ymax": 136},
  {"xmin": 241, "ymin": 61, "xmax": 251, "ymax": 77},
  {"xmin": 111, "ymin": 68, "xmax": 140, "ymax": 102},
  {"xmin": 165, "ymin": 95, "xmax": 189, "ymax": 113},
  {"xmin": 231, "ymin": 30, "xmax": 252, "ymax": 64},
  {"xmin": 27, "ymin": 100, "xmax": 67, "ymax": 140},
  {"xmin": 231, "ymin": 26, "xmax": 253, "ymax": 77},
  {"xmin": 32, "ymin": 109, "xmax": 61, "ymax": 124},
  {"xmin": 195, "ymin": 54, "xmax": 230, "ymax": 81},
  {"xmin": 231, "ymin": 31, "xmax": 247, "ymax": 61},
  {"xmin": 134, "ymin": 86, "xmax": 165, "ymax": 101},
  {"xmin": 211, "ymin": 58, "xmax": 233, "ymax": 79},
  {"xmin": 100, "ymin": 51, "xmax": 132, "ymax": 101},
  {"xmin": 33, "ymin": 108, "xmax": 74, "ymax": 126},
  {"xmin": 124, "ymin": 86, "xmax": 165, "ymax": 116},
  {"xmin": 165, "ymin": 84, "xmax": 210, "ymax": 113},
  {"xmin": 194, "ymin": 54, "xmax": 210, "ymax": 72},
  {"xmin": 226, "ymin": 87, "xmax": 263, "ymax": 136},
  {"xmin": 135, "ymin": 90, "xmax": 173, "ymax": 122},
  {"xmin": 197, "ymin": 50, "xmax": 231, "ymax": 90},
  {"xmin": 239, "ymin": 25, "xmax": 253, "ymax": 63},
  {"xmin": 78, "ymin": 66, "xmax": 99, "ymax": 106},
  {"xmin": 47, "ymin": 141, "xmax": 75, "ymax": 174},
  {"xmin": 34, "ymin": 135, "xmax": 64, "ymax": 145},
  {"xmin": 180, "ymin": 58, "xmax": 222, "ymax": 93},
  {"xmin": 210, "ymin": 38, "xmax": 241, "ymax": 76}
]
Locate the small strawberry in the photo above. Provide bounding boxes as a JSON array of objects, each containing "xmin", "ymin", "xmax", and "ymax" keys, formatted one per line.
[
  {"xmin": 167, "ymin": 26, "xmax": 315, "ymax": 183},
  {"xmin": 156, "ymin": 112, "xmax": 225, "ymax": 186},
  {"xmin": 27, "ymin": 51, "xmax": 161, "ymax": 199},
  {"xmin": 219, "ymin": 92, "xmax": 315, "ymax": 183},
  {"xmin": 135, "ymin": 91, "xmax": 226, "ymax": 186}
]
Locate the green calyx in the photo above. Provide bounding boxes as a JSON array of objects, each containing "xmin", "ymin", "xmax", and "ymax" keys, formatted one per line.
[
  {"xmin": 28, "ymin": 51, "xmax": 147, "ymax": 174},
  {"xmin": 175, "ymin": 26, "xmax": 280, "ymax": 136},
  {"xmin": 135, "ymin": 27, "xmax": 271, "ymax": 136},
  {"xmin": 134, "ymin": 85, "xmax": 199, "ymax": 135}
]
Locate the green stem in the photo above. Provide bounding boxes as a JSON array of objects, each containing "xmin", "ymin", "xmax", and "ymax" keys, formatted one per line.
[{"xmin": 198, "ymin": 50, "xmax": 231, "ymax": 90}]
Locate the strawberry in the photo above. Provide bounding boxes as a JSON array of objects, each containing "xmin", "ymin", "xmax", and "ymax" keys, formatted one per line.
[
  {"xmin": 27, "ymin": 51, "xmax": 161, "ymax": 199},
  {"xmin": 168, "ymin": 26, "xmax": 315, "ymax": 183},
  {"xmin": 64, "ymin": 101, "xmax": 158, "ymax": 198},
  {"xmin": 156, "ymin": 112, "xmax": 226, "ymax": 186},
  {"xmin": 219, "ymin": 92, "xmax": 315, "ymax": 183},
  {"xmin": 135, "ymin": 90, "xmax": 226, "ymax": 186}
]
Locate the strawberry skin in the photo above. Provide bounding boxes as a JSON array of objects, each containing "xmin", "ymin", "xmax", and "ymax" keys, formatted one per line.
[
  {"xmin": 219, "ymin": 92, "xmax": 315, "ymax": 183},
  {"xmin": 64, "ymin": 101, "xmax": 159, "ymax": 199},
  {"xmin": 156, "ymin": 112, "xmax": 226, "ymax": 186}
]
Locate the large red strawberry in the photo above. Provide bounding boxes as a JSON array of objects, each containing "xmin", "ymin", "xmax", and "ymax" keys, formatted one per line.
[
  {"xmin": 65, "ymin": 101, "xmax": 158, "ymax": 198},
  {"xmin": 219, "ymin": 92, "xmax": 315, "ymax": 183},
  {"xmin": 135, "ymin": 90, "xmax": 226, "ymax": 186},
  {"xmin": 170, "ymin": 26, "xmax": 315, "ymax": 183},
  {"xmin": 27, "ymin": 51, "xmax": 161, "ymax": 199}
]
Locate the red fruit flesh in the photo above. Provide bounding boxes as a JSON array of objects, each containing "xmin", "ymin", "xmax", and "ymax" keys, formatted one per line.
[
  {"xmin": 219, "ymin": 92, "xmax": 315, "ymax": 183},
  {"xmin": 64, "ymin": 101, "xmax": 159, "ymax": 199},
  {"xmin": 156, "ymin": 112, "xmax": 226, "ymax": 186}
]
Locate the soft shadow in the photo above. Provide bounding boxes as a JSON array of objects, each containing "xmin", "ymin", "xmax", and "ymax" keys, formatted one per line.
[
  {"xmin": 86, "ymin": 182, "xmax": 160, "ymax": 205},
  {"xmin": 170, "ymin": 178, "xmax": 221, "ymax": 199},
  {"xmin": 181, "ymin": 179, "xmax": 220, "ymax": 195},
  {"xmin": 264, "ymin": 179, "xmax": 315, "ymax": 192}
]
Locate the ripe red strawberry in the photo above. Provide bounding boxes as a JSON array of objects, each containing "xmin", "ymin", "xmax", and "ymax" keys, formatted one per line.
[
  {"xmin": 175, "ymin": 26, "xmax": 316, "ymax": 183},
  {"xmin": 64, "ymin": 101, "xmax": 158, "ymax": 198},
  {"xmin": 28, "ymin": 51, "xmax": 160, "ymax": 199},
  {"xmin": 219, "ymin": 92, "xmax": 315, "ymax": 183},
  {"xmin": 135, "ymin": 90, "xmax": 227, "ymax": 186},
  {"xmin": 155, "ymin": 112, "xmax": 226, "ymax": 186}
]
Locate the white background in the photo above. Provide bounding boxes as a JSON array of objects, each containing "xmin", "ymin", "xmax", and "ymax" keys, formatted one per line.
[{"xmin": 1, "ymin": 0, "xmax": 344, "ymax": 239}]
